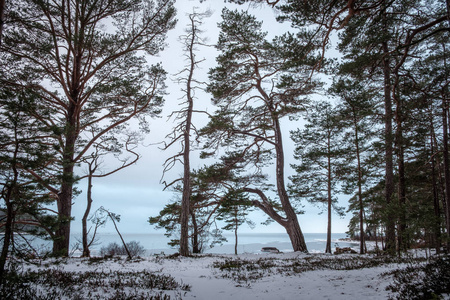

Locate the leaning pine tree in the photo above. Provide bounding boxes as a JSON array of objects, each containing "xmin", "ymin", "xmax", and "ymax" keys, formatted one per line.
[{"xmin": 201, "ymin": 9, "xmax": 323, "ymax": 252}]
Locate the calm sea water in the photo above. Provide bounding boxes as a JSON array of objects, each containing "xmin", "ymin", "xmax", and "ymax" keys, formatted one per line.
[{"xmin": 25, "ymin": 232, "xmax": 358, "ymax": 255}]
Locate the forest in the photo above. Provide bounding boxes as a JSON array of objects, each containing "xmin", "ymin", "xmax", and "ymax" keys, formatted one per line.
[{"xmin": 0, "ymin": 0, "xmax": 449, "ymax": 280}]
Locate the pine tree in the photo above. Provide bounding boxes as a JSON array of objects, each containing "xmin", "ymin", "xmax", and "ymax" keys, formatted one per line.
[
  {"xmin": 1, "ymin": 0, "xmax": 176, "ymax": 256},
  {"xmin": 334, "ymin": 0, "xmax": 448, "ymax": 254},
  {"xmin": 329, "ymin": 78, "xmax": 380, "ymax": 253},
  {"xmin": 217, "ymin": 191, "xmax": 255, "ymax": 255},
  {"xmin": 289, "ymin": 101, "xmax": 345, "ymax": 254},
  {"xmin": 201, "ymin": 8, "xmax": 323, "ymax": 252},
  {"xmin": 149, "ymin": 164, "xmax": 239, "ymax": 253},
  {"xmin": 161, "ymin": 9, "xmax": 211, "ymax": 257},
  {"xmin": 0, "ymin": 89, "xmax": 57, "ymax": 277}
]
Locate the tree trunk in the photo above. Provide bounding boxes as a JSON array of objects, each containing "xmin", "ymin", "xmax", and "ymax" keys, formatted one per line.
[
  {"xmin": 442, "ymin": 41, "xmax": 450, "ymax": 251},
  {"xmin": 431, "ymin": 131, "xmax": 442, "ymax": 254},
  {"xmin": 82, "ymin": 175, "xmax": 93, "ymax": 257},
  {"xmin": 382, "ymin": 35, "xmax": 396, "ymax": 255},
  {"xmin": 53, "ymin": 183, "xmax": 73, "ymax": 257},
  {"xmin": 285, "ymin": 219, "xmax": 308, "ymax": 252},
  {"xmin": 247, "ymin": 185, "xmax": 307, "ymax": 252},
  {"xmin": 190, "ymin": 209, "xmax": 200, "ymax": 254},
  {"xmin": 105, "ymin": 210, "xmax": 131, "ymax": 259},
  {"xmin": 180, "ymin": 151, "xmax": 190, "ymax": 256},
  {"xmin": 245, "ymin": 61, "xmax": 307, "ymax": 252},
  {"xmin": 395, "ymin": 84, "xmax": 407, "ymax": 253},
  {"xmin": 234, "ymin": 218, "xmax": 238, "ymax": 255},
  {"xmin": 0, "ymin": 0, "xmax": 4, "ymax": 46},
  {"xmin": 325, "ymin": 138, "xmax": 332, "ymax": 254},
  {"xmin": 443, "ymin": 93, "xmax": 450, "ymax": 250},
  {"xmin": 0, "ymin": 129, "xmax": 19, "ymax": 280},
  {"xmin": 273, "ymin": 117, "xmax": 307, "ymax": 252},
  {"xmin": 179, "ymin": 12, "xmax": 198, "ymax": 257},
  {"xmin": 0, "ymin": 188, "xmax": 14, "ymax": 282},
  {"xmin": 326, "ymin": 194, "xmax": 332, "ymax": 254},
  {"xmin": 53, "ymin": 35, "xmax": 82, "ymax": 255},
  {"xmin": 446, "ymin": 0, "xmax": 450, "ymax": 23},
  {"xmin": 353, "ymin": 113, "xmax": 365, "ymax": 254},
  {"xmin": 53, "ymin": 115, "xmax": 77, "ymax": 257}
]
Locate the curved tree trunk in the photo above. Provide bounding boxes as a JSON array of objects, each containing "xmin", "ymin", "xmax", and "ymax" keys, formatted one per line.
[
  {"xmin": 248, "ymin": 84, "xmax": 308, "ymax": 252},
  {"xmin": 274, "ymin": 116, "xmax": 308, "ymax": 252},
  {"xmin": 82, "ymin": 175, "xmax": 93, "ymax": 257},
  {"xmin": 284, "ymin": 217, "xmax": 308, "ymax": 252},
  {"xmin": 245, "ymin": 113, "xmax": 308, "ymax": 252}
]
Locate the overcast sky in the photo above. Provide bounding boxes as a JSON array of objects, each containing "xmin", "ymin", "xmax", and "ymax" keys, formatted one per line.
[{"xmin": 70, "ymin": 0, "xmax": 351, "ymax": 237}]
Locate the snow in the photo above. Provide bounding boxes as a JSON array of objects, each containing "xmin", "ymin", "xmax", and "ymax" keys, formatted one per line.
[{"xmin": 18, "ymin": 251, "xmax": 402, "ymax": 299}]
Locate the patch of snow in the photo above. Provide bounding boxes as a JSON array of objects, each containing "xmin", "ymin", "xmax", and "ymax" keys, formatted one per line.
[{"xmin": 17, "ymin": 252, "xmax": 403, "ymax": 299}]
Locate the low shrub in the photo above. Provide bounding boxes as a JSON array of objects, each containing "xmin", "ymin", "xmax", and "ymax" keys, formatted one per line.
[
  {"xmin": 126, "ymin": 240, "xmax": 146, "ymax": 257},
  {"xmin": 385, "ymin": 255, "xmax": 450, "ymax": 300},
  {"xmin": 99, "ymin": 240, "xmax": 145, "ymax": 258},
  {"xmin": 212, "ymin": 254, "xmax": 428, "ymax": 285},
  {"xmin": 0, "ymin": 266, "xmax": 190, "ymax": 299}
]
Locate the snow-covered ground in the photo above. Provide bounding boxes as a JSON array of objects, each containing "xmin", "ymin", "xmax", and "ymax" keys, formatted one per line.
[{"xmin": 16, "ymin": 251, "xmax": 410, "ymax": 299}]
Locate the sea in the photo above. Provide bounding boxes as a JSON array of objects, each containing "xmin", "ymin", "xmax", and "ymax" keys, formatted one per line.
[{"xmin": 22, "ymin": 232, "xmax": 359, "ymax": 256}]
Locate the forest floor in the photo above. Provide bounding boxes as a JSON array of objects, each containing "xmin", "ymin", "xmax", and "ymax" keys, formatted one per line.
[{"xmin": 1, "ymin": 250, "xmax": 449, "ymax": 300}]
